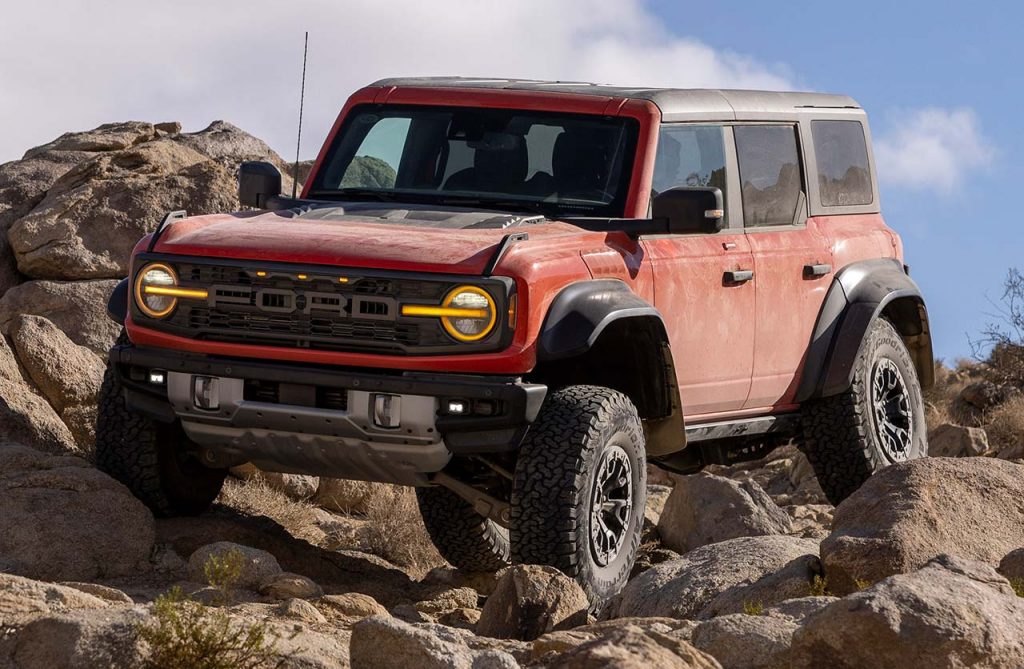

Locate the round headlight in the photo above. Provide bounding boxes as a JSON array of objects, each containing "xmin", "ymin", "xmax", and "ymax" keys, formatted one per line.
[
  {"xmin": 442, "ymin": 286, "xmax": 496, "ymax": 342},
  {"xmin": 134, "ymin": 262, "xmax": 178, "ymax": 318}
]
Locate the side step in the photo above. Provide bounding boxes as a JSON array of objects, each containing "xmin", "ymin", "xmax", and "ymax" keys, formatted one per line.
[{"xmin": 684, "ymin": 413, "xmax": 801, "ymax": 444}]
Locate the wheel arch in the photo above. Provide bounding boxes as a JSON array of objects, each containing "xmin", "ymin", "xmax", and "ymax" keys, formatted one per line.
[
  {"xmin": 107, "ymin": 278, "xmax": 130, "ymax": 325},
  {"xmin": 533, "ymin": 280, "xmax": 685, "ymax": 457},
  {"xmin": 797, "ymin": 258, "xmax": 934, "ymax": 402}
]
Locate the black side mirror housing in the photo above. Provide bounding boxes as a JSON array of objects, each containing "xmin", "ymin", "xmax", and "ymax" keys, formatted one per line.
[
  {"xmin": 239, "ymin": 161, "xmax": 282, "ymax": 209},
  {"xmin": 652, "ymin": 187, "xmax": 725, "ymax": 234}
]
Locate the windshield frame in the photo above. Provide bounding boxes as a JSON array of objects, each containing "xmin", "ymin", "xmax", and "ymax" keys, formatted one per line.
[{"xmin": 307, "ymin": 103, "xmax": 641, "ymax": 219}]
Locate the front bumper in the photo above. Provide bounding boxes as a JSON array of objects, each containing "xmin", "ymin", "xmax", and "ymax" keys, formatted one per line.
[{"xmin": 111, "ymin": 344, "xmax": 546, "ymax": 485}]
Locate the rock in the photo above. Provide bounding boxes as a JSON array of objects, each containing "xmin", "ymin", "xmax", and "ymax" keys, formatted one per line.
[
  {"xmin": 259, "ymin": 572, "xmax": 322, "ymax": 600},
  {"xmin": 186, "ymin": 542, "xmax": 283, "ymax": 590},
  {"xmin": 350, "ymin": 614, "xmax": 518, "ymax": 669},
  {"xmin": 0, "ymin": 573, "xmax": 109, "ymax": 619},
  {"xmin": 5, "ymin": 121, "xmax": 295, "ymax": 281},
  {"xmin": 277, "ymin": 598, "xmax": 328, "ymax": 624},
  {"xmin": 763, "ymin": 596, "xmax": 839, "ymax": 624},
  {"xmin": 2, "ymin": 608, "xmax": 148, "ymax": 669},
  {"xmin": 0, "ymin": 279, "xmax": 121, "ymax": 354},
  {"xmin": 422, "ymin": 567, "xmax": 502, "ymax": 598},
  {"xmin": 698, "ymin": 554, "xmax": 822, "ymax": 619},
  {"xmin": 821, "ymin": 457, "xmax": 1024, "ymax": 594},
  {"xmin": 476, "ymin": 564, "xmax": 589, "ymax": 641},
  {"xmin": 547, "ymin": 625, "xmax": 722, "ymax": 669},
  {"xmin": 314, "ymin": 477, "xmax": 390, "ymax": 514},
  {"xmin": 657, "ymin": 473, "xmax": 792, "ymax": 553},
  {"xmin": 58, "ymin": 582, "xmax": 133, "ymax": 605},
  {"xmin": 438, "ymin": 607, "xmax": 482, "ymax": 630},
  {"xmin": 644, "ymin": 484, "xmax": 672, "ymax": 540},
  {"xmin": 927, "ymin": 423, "xmax": 990, "ymax": 457},
  {"xmin": 414, "ymin": 587, "xmax": 479, "ymax": 617},
  {"xmin": 998, "ymin": 548, "xmax": 1024, "ymax": 582},
  {"xmin": 230, "ymin": 462, "xmax": 319, "ymax": 500},
  {"xmin": 785, "ymin": 504, "xmax": 833, "ymax": 541},
  {"xmin": 691, "ymin": 614, "xmax": 797, "ymax": 669},
  {"xmin": 10, "ymin": 315, "xmax": 104, "ymax": 413},
  {"xmin": 613, "ymin": 536, "xmax": 819, "ymax": 620},
  {"xmin": 317, "ymin": 593, "xmax": 389, "ymax": 622},
  {"xmin": 0, "ymin": 443, "xmax": 154, "ymax": 580},
  {"xmin": 60, "ymin": 404, "xmax": 98, "ymax": 452},
  {"xmin": 788, "ymin": 555, "xmax": 1024, "ymax": 669},
  {"xmin": 0, "ymin": 337, "xmax": 78, "ymax": 454}
]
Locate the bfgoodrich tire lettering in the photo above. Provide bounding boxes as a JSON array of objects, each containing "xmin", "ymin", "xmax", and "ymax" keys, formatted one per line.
[
  {"xmin": 417, "ymin": 486, "xmax": 510, "ymax": 572},
  {"xmin": 800, "ymin": 317, "xmax": 927, "ymax": 505},
  {"xmin": 96, "ymin": 332, "xmax": 226, "ymax": 517},
  {"xmin": 511, "ymin": 385, "xmax": 646, "ymax": 608}
]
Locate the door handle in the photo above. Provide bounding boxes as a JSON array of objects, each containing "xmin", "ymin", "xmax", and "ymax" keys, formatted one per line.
[
  {"xmin": 724, "ymin": 269, "xmax": 754, "ymax": 284},
  {"xmin": 804, "ymin": 263, "xmax": 832, "ymax": 278}
]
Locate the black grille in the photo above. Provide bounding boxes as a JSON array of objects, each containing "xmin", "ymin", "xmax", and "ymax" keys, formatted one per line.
[{"xmin": 243, "ymin": 380, "xmax": 350, "ymax": 412}]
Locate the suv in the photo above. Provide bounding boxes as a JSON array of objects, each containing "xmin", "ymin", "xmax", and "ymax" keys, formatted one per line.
[{"xmin": 98, "ymin": 78, "xmax": 933, "ymax": 605}]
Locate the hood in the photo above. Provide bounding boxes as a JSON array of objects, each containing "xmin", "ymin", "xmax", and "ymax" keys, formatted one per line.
[{"xmin": 152, "ymin": 203, "xmax": 568, "ymax": 275}]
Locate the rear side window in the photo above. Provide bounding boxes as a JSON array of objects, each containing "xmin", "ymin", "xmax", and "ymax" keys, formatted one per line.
[
  {"xmin": 735, "ymin": 125, "xmax": 804, "ymax": 227},
  {"xmin": 812, "ymin": 120, "xmax": 873, "ymax": 206}
]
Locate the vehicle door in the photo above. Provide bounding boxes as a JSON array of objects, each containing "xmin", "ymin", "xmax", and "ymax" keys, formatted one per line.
[
  {"xmin": 733, "ymin": 124, "xmax": 832, "ymax": 409},
  {"xmin": 643, "ymin": 124, "xmax": 756, "ymax": 417}
]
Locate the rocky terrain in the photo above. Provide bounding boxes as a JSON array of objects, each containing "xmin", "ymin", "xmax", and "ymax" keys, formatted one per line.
[{"xmin": 0, "ymin": 121, "xmax": 1023, "ymax": 668}]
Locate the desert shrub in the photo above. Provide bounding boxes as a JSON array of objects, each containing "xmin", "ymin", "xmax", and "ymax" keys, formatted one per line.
[
  {"xmin": 974, "ymin": 268, "xmax": 1024, "ymax": 386},
  {"xmin": 137, "ymin": 587, "xmax": 279, "ymax": 669},
  {"xmin": 361, "ymin": 484, "xmax": 446, "ymax": 578},
  {"xmin": 203, "ymin": 549, "xmax": 245, "ymax": 605},
  {"xmin": 742, "ymin": 600, "xmax": 764, "ymax": 615},
  {"xmin": 1011, "ymin": 578, "xmax": 1024, "ymax": 598},
  {"xmin": 808, "ymin": 575, "xmax": 831, "ymax": 597},
  {"xmin": 986, "ymin": 396, "xmax": 1024, "ymax": 455},
  {"xmin": 218, "ymin": 477, "xmax": 321, "ymax": 543}
]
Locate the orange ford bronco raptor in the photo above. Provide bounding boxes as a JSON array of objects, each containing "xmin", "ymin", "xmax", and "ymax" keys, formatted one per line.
[{"xmin": 99, "ymin": 77, "xmax": 933, "ymax": 606}]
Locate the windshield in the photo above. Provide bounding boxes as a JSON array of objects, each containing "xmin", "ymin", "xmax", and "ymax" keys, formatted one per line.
[{"xmin": 309, "ymin": 105, "xmax": 639, "ymax": 218}]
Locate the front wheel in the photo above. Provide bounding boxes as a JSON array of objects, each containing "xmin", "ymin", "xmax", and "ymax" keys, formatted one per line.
[
  {"xmin": 95, "ymin": 334, "xmax": 226, "ymax": 516},
  {"xmin": 511, "ymin": 385, "xmax": 646, "ymax": 608},
  {"xmin": 800, "ymin": 317, "xmax": 927, "ymax": 505}
]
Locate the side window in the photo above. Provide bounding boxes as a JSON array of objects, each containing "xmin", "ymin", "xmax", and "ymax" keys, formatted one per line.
[
  {"xmin": 734, "ymin": 125, "xmax": 804, "ymax": 227},
  {"xmin": 652, "ymin": 124, "xmax": 728, "ymax": 221},
  {"xmin": 811, "ymin": 120, "xmax": 873, "ymax": 206},
  {"xmin": 340, "ymin": 117, "xmax": 410, "ymax": 189}
]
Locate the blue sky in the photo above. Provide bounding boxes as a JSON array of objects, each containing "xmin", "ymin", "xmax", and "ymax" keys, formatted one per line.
[{"xmin": 1, "ymin": 0, "xmax": 1019, "ymax": 359}]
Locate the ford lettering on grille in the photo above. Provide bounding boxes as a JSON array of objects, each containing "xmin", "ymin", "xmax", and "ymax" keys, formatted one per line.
[{"xmin": 210, "ymin": 285, "xmax": 396, "ymax": 320}]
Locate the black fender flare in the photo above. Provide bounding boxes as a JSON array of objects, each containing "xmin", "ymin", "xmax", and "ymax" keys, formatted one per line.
[
  {"xmin": 797, "ymin": 258, "xmax": 934, "ymax": 401},
  {"xmin": 537, "ymin": 279, "xmax": 665, "ymax": 361},
  {"xmin": 107, "ymin": 278, "xmax": 130, "ymax": 325}
]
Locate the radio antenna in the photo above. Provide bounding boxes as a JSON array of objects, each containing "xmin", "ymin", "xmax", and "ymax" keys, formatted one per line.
[{"xmin": 292, "ymin": 31, "xmax": 309, "ymax": 198}]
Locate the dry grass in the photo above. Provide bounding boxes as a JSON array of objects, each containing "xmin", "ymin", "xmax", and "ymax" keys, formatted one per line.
[
  {"xmin": 218, "ymin": 477, "xmax": 323, "ymax": 544},
  {"xmin": 986, "ymin": 396, "xmax": 1024, "ymax": 456},
  {"xmin": 360, "ymin": 484, "xmax": 446, "ymax": 578}
]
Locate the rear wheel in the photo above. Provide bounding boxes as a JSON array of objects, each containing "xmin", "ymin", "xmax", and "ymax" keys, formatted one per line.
[
  {"xmin": 417, "ymin": 486, "xmax": 510, "ymax": 572},
  {"xmin": 800, "ymin": 317, "xmax": 927, "ymax": 505},
  {"xmin": 96, "ymin": 334, "xmax": 226, "ymax": 516},
  {"xmin": 511, "ymin": 385, "xmax": 646, "ymax": 608}
]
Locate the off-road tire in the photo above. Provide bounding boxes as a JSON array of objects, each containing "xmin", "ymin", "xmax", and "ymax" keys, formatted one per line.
[
  {"xmin": 96, "ymin": 332, "xmax": 226, "ymax": 517},
  {"xmin": 801, "ymin": 317, "xmax": 927, "ymax": 505},
  {"xmin": 417, "ymin": 486, "xmax": 510, "ymax": 572},
  {"xmin": 511, "ymin": 385, "xmax": 646, "ymax": 609}
]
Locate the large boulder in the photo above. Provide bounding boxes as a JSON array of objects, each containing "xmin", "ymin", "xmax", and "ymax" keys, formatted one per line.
[
  {"xmin": 0, "ymin": 279, "xmax": 121, "ymax": 354},
  {"xmin": 788, "ymin": 555, "xmax": 1024, "ymax": 669},
  {"xmin": 0, "ymin": 573, "xmax": 110, "ymax": 620},
  {"xmin": 349, "ymin": 615, "xmax": 519, "ymax": 669},
  {"xmin": 5, "ymin": 121, "xmax": 294, "ymax": 281},
  {"xmin": 0, "ymin": 443, "xmax": 155, "ymax": 580},
  {"xmin": 927, "ymin": 423, "xmax": 990, "ymax": 457},
  {"xmin": 998, "ymin": 548, "xmax": 1024, "ymax": 582},
  {"xmin": 186, "ymin": 542, "xmax": 283, "ymax": 590},
  {"xmin": 1, "ymin": 608, "xmax": 147, "ymax": 669},
  {"xmin": 548, "ymin": 626, "xmax": 722, "ymax": 669},
  {"xmin": 613, "ymin": 536, "xmax": 819, "ymax": 620},
  {"xmin": 0, "ymin": 337, "xmax": 78, "ymax": 454},
  {"xmin": 476, "ymin": 564, "xmax": 589, "ymax": 641},
  {"xmin": 657, "ymin": 473, "xmax": 792, "ymax": 553},
  {"xmin": 691, "ymin": 614, "xmax": 797, "ymax": 669},
  {"xmin": 10, "ymin": 315, "xmax": 105, "ymax": 449},
  {"xmin": 821, "ymin": 457, "xmax": 1024, "ymax": 594}
]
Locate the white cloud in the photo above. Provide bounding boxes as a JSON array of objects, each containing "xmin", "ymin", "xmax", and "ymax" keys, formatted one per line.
[
  {"xmin": 0, "ymin": 0, "xmax": 794, "ymax": 164},
  {"xmin": 873, "ymin": 108, "xmax": 996, "ymax": 194}
]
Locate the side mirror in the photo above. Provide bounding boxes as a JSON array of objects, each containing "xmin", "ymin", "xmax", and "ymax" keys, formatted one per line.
[
  {"xmin": 238, "ymin": 161, "xmax": 282, "ymax": 208},
  {"xmin": 652, "ymin": 187, "xmax": 725, "ymax": 234}
]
